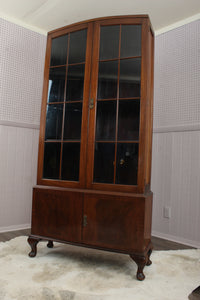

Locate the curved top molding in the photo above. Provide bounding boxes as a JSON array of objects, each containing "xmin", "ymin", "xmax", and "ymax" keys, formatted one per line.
[{"xmin": 48, "ymin": 15, "xmax": 153, "ymax": 36}]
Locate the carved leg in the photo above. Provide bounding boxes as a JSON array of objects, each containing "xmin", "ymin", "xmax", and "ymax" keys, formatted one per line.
[
  {"xmin": 27, "ymin": 237, "xmax": 40, "ymax": 257},
  {"xmin": 47, "ymin": 241, "xmax": 54, "ymax": 248},
  {"xmin": 130, "ymin": 254, "xmax": 147, "ymax": 281},
  {"xmin": 146, "ymin": 247, "xmax": 153, "ymax": 266}
]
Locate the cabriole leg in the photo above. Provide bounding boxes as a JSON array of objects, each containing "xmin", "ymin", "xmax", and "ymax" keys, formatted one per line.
[
  {"xmin": 27, "ymin": 237, "xmax": 40, "ymax": 257},
  {"xmin": 146, "ymin": 247, "xmax": 153, "ymax": 266},
  {"xmin": 130, "ymin": 254, "xmax": 147, "ymax": 281}
]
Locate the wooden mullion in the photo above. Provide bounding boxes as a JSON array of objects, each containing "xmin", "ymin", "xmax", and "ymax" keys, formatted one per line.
[
  {"xmin": 118, "ymin": 97, "xmax": 140, "ymax": 101},
  {"xmin": 97, "ymin": 97, "xmax": 140, "ymax": 102},
  {"xmin": 47, "ymin": 101, "xmax": 64, "ymax": 105},
  {"xmin": 65, "ymin": 100, "xmax": 83, "ymax": 103},
  {"xmin": 50, "ymin": 61, "xmax": 86, "ymax": 68},
  {"xmin": 68, "ymin": 61, "xmax": 85, "ymax": 66},
  {"xmin": 98, "ymin": 58, "xmax": 119, "ymax": 63},
  {"xmin": 120, "ymin": 55, "xmax": 141, "ymax": 61},
  {"xmin": 63, "ymin": 140, "xmax": 81, "ymax": 143},
  {"xmin": 59, "ymin": 32, "xmax": 70, "ymax": 179},
  {"xmin": 117, "ymin": 140, "xmax": 139, "ymax": 144},
  {"xmin": 44, "ymin": 140, "xmax": 62, "ymax": 143},
  {"xmin": 95, "ymin": 140, "xmax": 115, "ymax": 143},
  {"xmin": 50, "ymin": 64, "xmax": 66, "ymax": 69},
  {"xmin": 113, "ymin": 25, "xmax": 121, "ymax": 184}
]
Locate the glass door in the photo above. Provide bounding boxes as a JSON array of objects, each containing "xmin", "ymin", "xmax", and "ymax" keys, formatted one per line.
[
  {"xmin": 38, "ymin": 23, "xmax": 93, "ymax": 187},
  {"xmin": 87, "ymin": 20, "xmax": 143, "ymax": 191}
]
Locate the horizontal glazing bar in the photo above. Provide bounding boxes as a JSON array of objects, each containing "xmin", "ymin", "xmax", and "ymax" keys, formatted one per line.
[
  {"xmin": 44, "ymin": 140, "xmax": 81, "ymax": 143},
  {"xmin": 98, "ymin": 55, "xmax": 141, "ymax": 63},
  {"xmin": 97, "ymin": 97, "xmax": 140, "ymax": 101},
  {"xmin": 49, "ymin": 61, "xmax": 85, "ymax": 68},
  {"xmin": 95, "ymin": 140, "xmax": 139, "ymax": 143}
]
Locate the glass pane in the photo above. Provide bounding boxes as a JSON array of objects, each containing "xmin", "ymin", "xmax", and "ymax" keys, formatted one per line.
[
  {"xmin": 68, "ymin": 29, "xmax": 87, "ymax": 64},
  {"xmin": 96, "ymin": 101, "xmax": 116, "ymax": 140},
  {"xmin": 66, "ymin": 64, "xmax": 85, "ymax": 101},
  {"xmin": 99, "ymin": 26, "xmax": 120, "ymax": 60},
  {"xmin": 64, "ymin": 103, "xmax": 82, "ymax": 140},
  {"xmin": 50, "ymin": 35, "xmax": 68, "ymax": 66},
  {"xmin": 119, "ymin": 58, "xmax": 141, "ymax": 98},
  {"xmin": 120, "ymin": 25, "xmax": 141, "ymax": 58},
  {"xmin": 43, "ymin": 143, "xmax": 61, "ymax": 179},
  {"xmin": 61, "ymin": 143, "xmax": 80, "ymax": 181},
  {"xmin": 97, "ymin": 61, "xmax": 118, "ymax": 99},
  {"xmin": 48, "ymin": 67, "xmax": 66, "ymax": 103},
  {"xmin": 118, "ymin": 100, "xmax": 140, "ymax": 141},
  {"xmin": 116, "ymin": 143, "xmax": 138, "ymax": 185},
  {"xmin": 93, "ymin": 143, "xmax": 115, "ymax": 183},
  {"xmin": 45, "ymin": 104, "xmax": 63, "ymax": 140}
]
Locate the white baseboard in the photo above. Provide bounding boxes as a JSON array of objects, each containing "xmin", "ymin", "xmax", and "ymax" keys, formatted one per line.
[
  {"xmin": 152, "ymin": 230, "xmax": 200, "ymax": 249},
  {"xmin": 0, "ymin": 224, "xmax": 31, "ymax": 233}
]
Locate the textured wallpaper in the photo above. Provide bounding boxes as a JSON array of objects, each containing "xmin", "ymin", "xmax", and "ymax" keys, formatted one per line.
[
  {"xmin": 154, "ymin": 19, "xmax": 200, "ymax": 129},
  {"xmin": 0, "ymin": 18, "xmax": 46, "ymax": 126}
]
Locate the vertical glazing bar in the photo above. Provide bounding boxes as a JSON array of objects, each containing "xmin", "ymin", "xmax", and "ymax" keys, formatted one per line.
[
  {"xmin": 59, "ymin": 33, "xmax": 70, "ymax": 179},
  {"xmin": 113, "ymin": 25, "xmax": 121, "ymax": 184}
]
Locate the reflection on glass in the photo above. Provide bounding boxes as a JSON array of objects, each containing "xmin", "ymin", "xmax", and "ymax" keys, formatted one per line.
[
  {"xmin": 43, "ymin": 143, "xmax": 61, "ymax": 179},
  {"xmin": 66, "ymin": 64, "xmax": 85, "ymax": 101},
  {"xmin": 68, "ymin": 29, "xmax": 87, "ymax": 64},
  {"xmin": 116, "ymin": 143, "xmax": 138, "ymax": 185},
  {"xmin": 48, "ymin": 67, "xmax": 66, "ymax": 102},
  {"xmin": 97, "ymin": 61, "xmax": 118, "ymax": 99},
  {"xmin": 50, "ymin": 35, "xmax": 68, "ymax": 66},
  {"xmin": 64, "ymin": 103, "xmax": 82, "ymax": 140},
  {"xmin": 61, "ymin": 143, "xmax": 80, "ymax": 181},
  {"xmin": 45, "ymin": 104, "xmax": 63, "ymax": 140},
  {"xmin": 121, "ymin": 25, "xmax": 141, "ymax": 58},
  {"xmin": 119, "ymin": 58, "xmax": 141, "ymax": 98},
  {"xmin": 99, "ymin": 26, "xmax": 120, "ymax": 60},
  {"xmin": 96, "ymin": 101, "xmax": 116, "ymax": 140},
  {"xmin": 93, "ymin": 143, "xmax": 115, "ymax": 183},
  {"xmin": 118, "ymin": 100, "xmax": 140, "ymax": 140}
]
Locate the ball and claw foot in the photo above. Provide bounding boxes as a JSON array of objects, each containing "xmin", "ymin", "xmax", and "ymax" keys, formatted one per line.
[{"xmin": 47, "ymin": 241, "xmax": 54, "ymax": 248}]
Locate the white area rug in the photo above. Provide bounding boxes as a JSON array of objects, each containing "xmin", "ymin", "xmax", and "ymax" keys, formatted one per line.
[{"xmin": 0, "ymin": 236, "xmax": 199, "ymax": 300}]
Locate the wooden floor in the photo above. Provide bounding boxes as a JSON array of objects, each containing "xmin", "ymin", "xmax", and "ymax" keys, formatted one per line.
[{"xmin": 0, "ymin": 228, "xmax": 195, "ymax": 250}]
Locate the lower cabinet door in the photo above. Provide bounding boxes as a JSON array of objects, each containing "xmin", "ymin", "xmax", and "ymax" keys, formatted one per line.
[
  {"xmin": 31, "ymin": 187, "xmax": 83, "ymax": 242},
  {"xmin": 82, "ymin": 193, "xmax": 146, "ymax": 252}
]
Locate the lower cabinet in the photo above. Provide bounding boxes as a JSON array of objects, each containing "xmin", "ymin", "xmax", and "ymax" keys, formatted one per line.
[
  {"xmin": 31, "ymin": 186, "xmax": 152, "ymax": 252},
  {"xmin": 28, "ymin": 186, "xmax": 153, "ymax": 280}
]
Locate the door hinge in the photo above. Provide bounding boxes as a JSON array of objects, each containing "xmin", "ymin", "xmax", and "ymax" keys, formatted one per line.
[
  {"xmin": 89, "ymin": 98, "xmax": 94, "ymax": 109},
  {"xmin": 83, "ymin": 215, "xmax": 88, "ymax": 227}
]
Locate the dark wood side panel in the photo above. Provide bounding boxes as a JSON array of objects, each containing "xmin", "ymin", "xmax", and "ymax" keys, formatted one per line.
[
  {"xmin": 144, "ymin": 192, "xmax": 153, "ymax": 240},
  {"xmin": 31, "ymin": 187, "xmax": 83, "ymax": 242},
  {"xmin": 83, "ymin": 193, "xmax": 151, "ymax": 253}
]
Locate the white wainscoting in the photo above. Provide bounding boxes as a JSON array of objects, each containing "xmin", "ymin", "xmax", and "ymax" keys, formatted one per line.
[
  {"xmin": 151, "ymin": 129, "xmax": 200, "ymax": 248},
  {"xmin": 0, "ymin": 124, "xmax": 39, "ymax": 231}
]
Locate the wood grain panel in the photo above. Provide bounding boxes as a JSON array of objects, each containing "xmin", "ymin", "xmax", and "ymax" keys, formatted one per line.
[
  {"xmin": 31, "ymin": 187, "xmax": 83, "ymax": 242},
  {"xmin": 83, "ymin": 193, "xmax": 152, "ymax": 253}
]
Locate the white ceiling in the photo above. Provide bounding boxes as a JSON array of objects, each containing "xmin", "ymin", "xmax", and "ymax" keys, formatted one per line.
[{"xmin": 0, "ymin": 0, "xmax": 199, "ymax": 35}]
